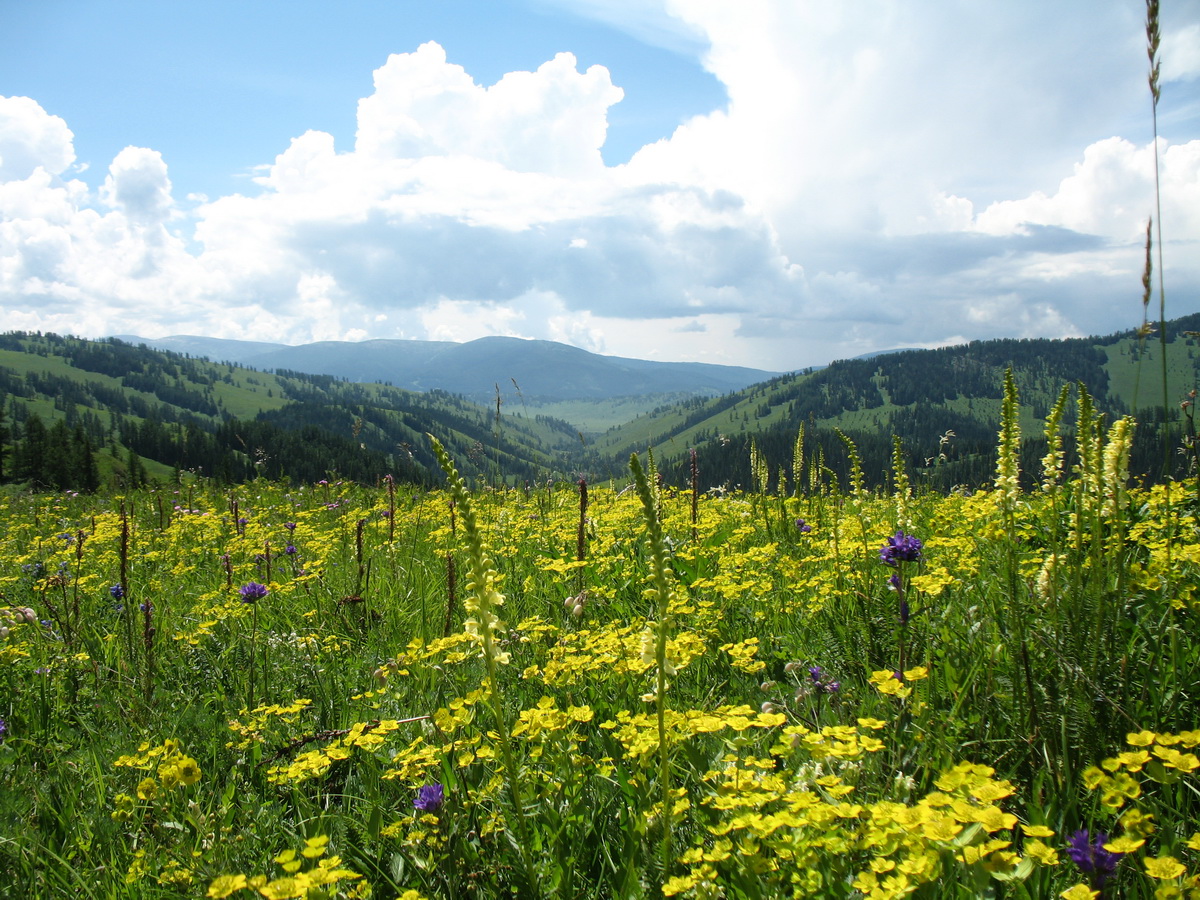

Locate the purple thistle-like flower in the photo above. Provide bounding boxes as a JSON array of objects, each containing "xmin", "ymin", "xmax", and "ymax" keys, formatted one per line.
[
  {"xmin": 414, "ymin": 783, "xmax": 445, "ymax": 813},
  {"xmin": 239, "ymin": 582, "xmax": 269, "ymax": 604},
  {"xmin": 1066, "ymin": 830, "xmax": 1123, "ymax": 888},
  {"xmin": 880, "ymin": 531, "xmax": 923, "ymax": 567}
]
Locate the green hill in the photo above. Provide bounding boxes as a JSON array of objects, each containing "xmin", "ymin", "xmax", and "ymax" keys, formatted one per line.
[
  {"xmin": 0, "ymin": 332, "xmax": 596, "ymax": 491},
  {"xmin": 2, "ymin": 317, "xmax": 1198, "ymax": 494}
]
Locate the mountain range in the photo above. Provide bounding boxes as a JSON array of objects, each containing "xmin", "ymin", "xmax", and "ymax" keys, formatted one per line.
[{"xmin": 111, "ymin": 334, "xmax": 780, "ymax": 402}]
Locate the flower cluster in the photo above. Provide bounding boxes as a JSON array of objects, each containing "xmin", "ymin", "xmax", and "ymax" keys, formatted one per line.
[
  {"xmin": 413, "ymin": 783, "xmax": 445, "ymax": 813},
  {"xmin": 239, "ymin": 582, "xmax": 268, "ymax": 604},
  {"xmin": 880, "ymin": 531, "xmax": 923, "ymax": 567}
]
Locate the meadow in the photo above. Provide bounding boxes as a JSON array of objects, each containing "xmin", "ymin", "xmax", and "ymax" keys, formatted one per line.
[{"xmin": 0, "ymin": 373, "xmax": 1198, "ymax": 900}]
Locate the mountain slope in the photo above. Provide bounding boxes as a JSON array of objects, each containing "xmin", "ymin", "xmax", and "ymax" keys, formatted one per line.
[{"xmin": 114, "ymin": 333, "xmax": 779, "ymax": 401}]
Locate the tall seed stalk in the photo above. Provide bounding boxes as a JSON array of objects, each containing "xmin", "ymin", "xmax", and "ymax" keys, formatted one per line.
[
  {"xmin": 629, "ymin": 450, "xmax": 677, "ymax": 885},
  {"xmin": 429, "ymin": 435, "xmax": 540, "ymax": 897}
]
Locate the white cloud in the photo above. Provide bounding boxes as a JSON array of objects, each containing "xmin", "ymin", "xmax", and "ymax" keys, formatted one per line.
[
  {"xmin": 2, "ymin": 3, "xmax": 1200, "ymax": 372},
  {"xmin": 0, "ymin": 96, "xmax": 75, "ymax": 181},
  {"xmin": 355, "ymin": 42, "xmax": 623, "ymax": 178},
  {"xmin": 102, "ymin": 146, "xmax": 175, "ymax": 227}
]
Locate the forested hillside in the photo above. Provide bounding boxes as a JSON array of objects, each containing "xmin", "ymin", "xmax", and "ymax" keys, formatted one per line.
[
  {"xmin": 631, "ymin": 314, "xmax": 1200, "ymax": 493},
  {"xmin": 0, "ymin": 332, "xmax": 596, "ymax": 491},
  {"xmin": 1, "ymin": 318, "xmax": 1198, "ymax": 495}
]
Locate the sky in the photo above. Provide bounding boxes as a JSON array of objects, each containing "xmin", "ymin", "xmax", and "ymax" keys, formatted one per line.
[{"xmin": 2, "ymin": 0, "xmax": 1199, "ymax": 373}]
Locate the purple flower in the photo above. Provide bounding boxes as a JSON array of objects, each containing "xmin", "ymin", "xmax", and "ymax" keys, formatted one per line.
[
  {"xmin": 0, "ymin": 717, "xmax": 7, "ymax": 740},
  {"xmin": 284, "ymin": 522, "xmax": 296, "ymax": 532},
  {"xmin": 880, "ymin": 532, "xmax": 923, "ymax": 567},
  {"xmin": 285, "ymin": 544, "xmax": 298, "ymax": 556},
  {"xmin": 239, "ymin": 582, "xmax": 268, "ymax": 604},
  {"xmin": 807, "ymin": 665, "xmax": 840, "ymax": 694},
  {"xmin": 109, "ymin": 584, "xmax": 126, "ymax": 600},
  {"xmin": 1066, "ymin": 830, "xmax": 1123, "ymax": 888},
  {"xmin": 794, "ymin": 518, "xmax": 812, "ymax": 533},
  {"xmin": 414, "ymin": 783, "xmax": 444, "ymax": 813},
  {"xmin": 899, "ymin": 598, "xmax": 910, "ymax": 625}
]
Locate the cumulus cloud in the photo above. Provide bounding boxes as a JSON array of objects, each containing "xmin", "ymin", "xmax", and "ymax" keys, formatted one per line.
[
  {"xmin": 0, "ymin": 96, "xmax": 75, "ymax": 180},
  {"xmin": 102, "ymin": 146, "xmax": 175, "ymax": 227},
  {"xmin": 2, "ymin": 3, "xmax": 1200, "ymax": 371}
]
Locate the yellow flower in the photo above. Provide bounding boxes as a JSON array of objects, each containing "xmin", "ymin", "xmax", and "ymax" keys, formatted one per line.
[
  {"xmin": 1103, "ymin": 835, "xmax": 1145, "ymax": 854},
  {"xmin": 1060, "ymin": 885, "xmax": 1099, "ymax": 900},
  {"xmin": 207, "ymin": 873, "xmax": 248, "ymax": 898},
  {"xmin": 1144, "ymin": 856, "xmax": 1187, "ymax": 880},
  {"xmin": 136, "ymin": 778, "xmax": 158, "ymax": 801},
  {"xmin": 1022, "ymin": 824, "xmax": 1056, "ymax": 838},
  {"xmin": 176, "ymin": 757, "xmax": 201, "ymax": 786},
  {"xmin": 1025, "ymin": 839, "xmax": 1059, "ymax": 866}
]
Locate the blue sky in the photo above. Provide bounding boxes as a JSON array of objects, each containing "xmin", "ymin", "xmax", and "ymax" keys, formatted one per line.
[
  {"xmin": 2, "ymin": 0, "xmax": 1199, "ymax": 372},
  {"xmin": 2, "ymin": 0, "xmax": 724, "ymax": 196}
]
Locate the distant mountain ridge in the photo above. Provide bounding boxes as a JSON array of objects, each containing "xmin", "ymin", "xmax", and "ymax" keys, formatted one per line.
[{"xmin": 111, "ymin": 334, "xmax": 781, "ymax": 402}]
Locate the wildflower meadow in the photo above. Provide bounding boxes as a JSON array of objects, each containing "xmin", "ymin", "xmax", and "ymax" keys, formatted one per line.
[{"xmin": 1, "ymin": 371, "xmax": 1199, "ymax": 899}]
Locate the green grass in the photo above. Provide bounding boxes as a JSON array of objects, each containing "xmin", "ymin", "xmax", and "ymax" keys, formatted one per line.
[{"xmin": 1, "ymin": 399, "xmax": 1197, "ymax": 897}]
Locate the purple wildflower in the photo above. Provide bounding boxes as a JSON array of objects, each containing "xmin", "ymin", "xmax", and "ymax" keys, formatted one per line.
[
  {"xmin": 0, "ymin": 717, "xmax": 6, "ymax": 741},
  {"xmin": 880, "ymin": 532, "xmax": 923, "ymax": 567},
  {"xmin": 794, "ymin": 518, "xmax": 812, "ymax": 533},
  {"xmin": 807, "ymin": 665, "xmax": 840, "ymax": 694},
  {"xmin": 284, "ymin": 522, "xmax": 296, "ymax": 532},
  {"xmin": 239, "ymin": 582, "xmax": 268, "ymax": 604},
  {"xmin": 1066, "ymin": 830, "xmax": 1123, "ymax": 888},
  {"xmin": 110, "ymin": 584, "xmax": 126, "ymax": 600},
  {"xmin": 285, "ymin": 544, "xmax": 298, "ymax": 556},
  {"xmin": 414, "ymin": 783, "xmax": 445, "ymax": 813}
]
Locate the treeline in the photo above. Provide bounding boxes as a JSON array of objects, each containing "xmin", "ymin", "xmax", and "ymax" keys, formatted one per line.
[{"xmin": 662, "ymin": 404, "xmax": 1192, "ymax": 496}]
